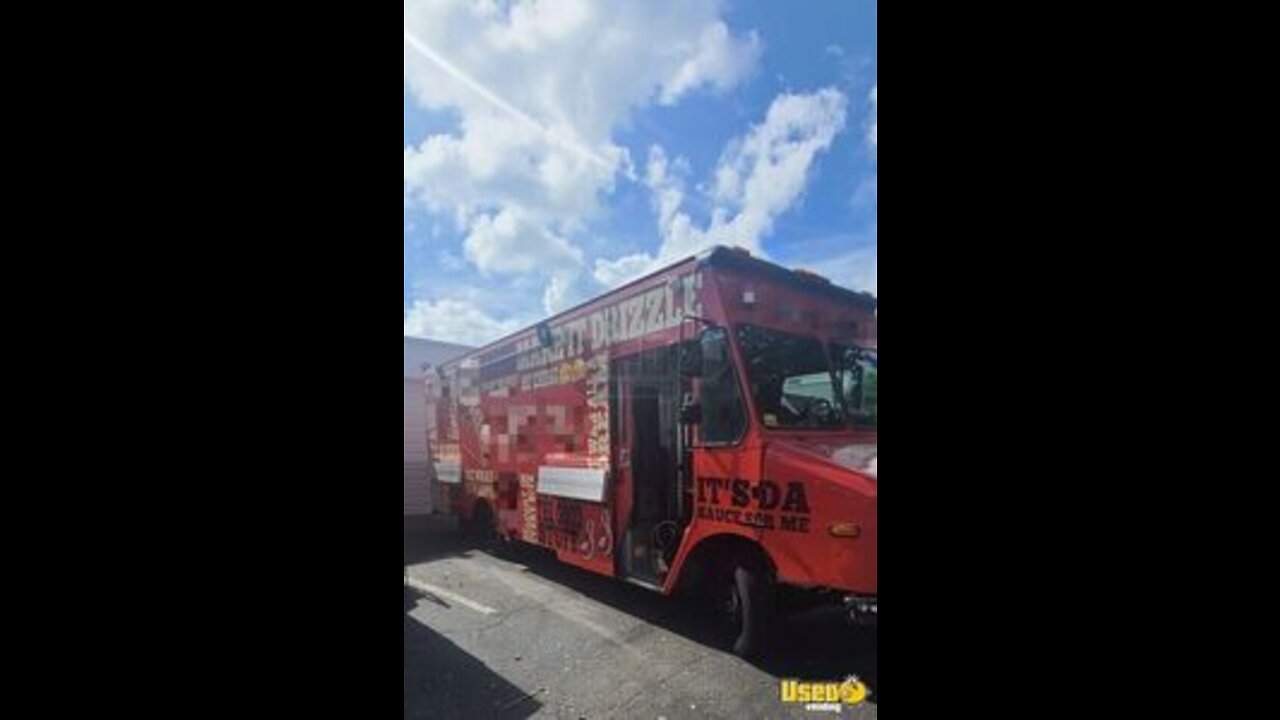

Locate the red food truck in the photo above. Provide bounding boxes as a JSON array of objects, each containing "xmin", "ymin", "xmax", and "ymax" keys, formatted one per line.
[{"xmin": 425, "ymin": 246, "xmax": 877, "ymax": 657}]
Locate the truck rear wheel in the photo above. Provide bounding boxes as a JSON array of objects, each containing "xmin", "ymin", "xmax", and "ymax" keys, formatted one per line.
[
  {"xmin": 463, "ymin": 501, "xmax": 507, "ymax": 554},
  {"xmin": 462, "ymin": 502, "xmax": 492, "ymax": 539},
  {"xmin": 721, "ymin": 561, "xmax": 775, "ymax": 659}
]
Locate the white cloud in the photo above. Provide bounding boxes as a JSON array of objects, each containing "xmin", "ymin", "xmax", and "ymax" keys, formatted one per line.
[
  {"xmin": 484, "ymin": 0, "xmax": 594, "ymax": 53},
  {"xmin": 660, "ymin": 23, "xmax": 763, "ymax": 105},
  {"xmin": 439, "ymin": 251, "xmax": 465, "ymax": 271},
  {"xmin": 404, "ymin": 1, "xmax": 759, "ymax": 149},
  {"xmin": 402, "ymin": 114, "xmax": 617, "ymax": 225},
  {"xmin": 455, "ymin": 204, "xmax": 590, "ymax": 316},
  {"xmin": 463, "ymin": 207, "xmax": 583, "ymax": 275},
  {"xmin": 542, "ymin": 268, "xmax": 597, "ymax": 315},
  {"xmin": 403, "ymin": 0, "xmax": 760, "ymax": 224},
  {"xmin": 705, "ymin": 87, "xmax": 847, "ymax": 235},
  {"xmin": 403, "ymin": 298, "xmax": 524, "ymax": 347},
  {"xmin": 404, "ymin": 0, "xmax": 762, "ymax": 314},
  {"xmin": 808, "ymin": 241, "xmax": 878, "ymax": 297},
  {"xmin": 593, "ymin": 253, "xmax": 657, "ymax": 287},
  {"xmin": 597, "ymin": 88, "xmax": 848, "ymax": 286},
  {"xmin": 644, "ymin": 146, "xmax": 690, "ymax": 238}
]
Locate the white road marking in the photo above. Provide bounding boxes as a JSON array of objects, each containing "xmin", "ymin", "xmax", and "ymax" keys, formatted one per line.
[
  {"xmin": 477, "ymin": 560, "xmax": 652, "ymax": 658},
  {"xmin": 404, "ymin": 575, "xmax": 497, "ymax": 615}
]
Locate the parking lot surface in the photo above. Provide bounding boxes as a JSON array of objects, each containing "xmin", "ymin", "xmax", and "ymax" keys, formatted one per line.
[{"xmin": 404, "ymin": 534, "xmax": 877, "ymax": 718}]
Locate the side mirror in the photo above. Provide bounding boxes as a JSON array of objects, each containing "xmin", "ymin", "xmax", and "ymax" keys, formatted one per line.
[
  {"xmin": 679, "ymin": 339, "xmax": 703, "ymax": 377},
  {"xmin": 679, "ymin": 398, "xmax": 702, "ymax": 425}
]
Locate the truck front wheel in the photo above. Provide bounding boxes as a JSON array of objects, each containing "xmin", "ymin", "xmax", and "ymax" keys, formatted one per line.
[{"xmin": 722, "ymin": 561, "xmax": 775, "ymax": 659}]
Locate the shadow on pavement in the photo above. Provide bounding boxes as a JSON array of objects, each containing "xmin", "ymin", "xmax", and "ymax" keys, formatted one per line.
[
  {"xmin": 404, "ymin": 519, "xmax": 475, "ymax": 566},
  {"xmin": 404, "ymin": 585, "xmax": 544, "ymax": 719},
  {"xmin": 483, "ymin": 542, "xmax": 878, "ymax": 704}
]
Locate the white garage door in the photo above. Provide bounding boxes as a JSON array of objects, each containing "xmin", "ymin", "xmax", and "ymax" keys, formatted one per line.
[{"xmin": 404, "ymin": 378, "xmax": 434, "ymax": 516}]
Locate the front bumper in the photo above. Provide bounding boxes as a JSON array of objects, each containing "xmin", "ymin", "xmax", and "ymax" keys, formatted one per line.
[{"xmin": 843, "ymin": 594, "xmax": 878, "ymax": 628}]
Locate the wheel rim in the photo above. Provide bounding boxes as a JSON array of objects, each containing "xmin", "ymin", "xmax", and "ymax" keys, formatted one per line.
[{"xmin": 724, "ymin": 580, "xmax": 743, "ymax": 633}]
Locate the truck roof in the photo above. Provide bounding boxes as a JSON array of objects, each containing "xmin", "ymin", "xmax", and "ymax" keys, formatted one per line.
[
  {"xmin": 702, "ymin": 245, "xmax": 877, "ymax": 312},
  {"xmin": 438, "ymin": 245, "xmax": 877, "ymax": 368}
]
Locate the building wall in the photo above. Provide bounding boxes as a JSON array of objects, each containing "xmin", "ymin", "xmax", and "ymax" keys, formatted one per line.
[
  {"xmin": 404, "ymin": 377, "xmax": 433, "ymax": 516},
  {"xmin": 404, "ymin": 337, "xmax": 471, "ymax": 517}
]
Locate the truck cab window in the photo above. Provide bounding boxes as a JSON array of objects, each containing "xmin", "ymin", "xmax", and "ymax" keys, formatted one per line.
[
  {"xmin": 737, "ymin": 324, "xmax": 846, "ymax": 429},
  {"xmin": 699, "ymin": 328, "xmax": 746, "ymax": 444},
  {"xmin": 831, "ymin": 343, "xmax": 877, "ymax": 428}
]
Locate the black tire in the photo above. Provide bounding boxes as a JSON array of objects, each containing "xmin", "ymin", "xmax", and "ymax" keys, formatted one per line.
[
  {"xmin": 723, "ymin": 560, "xmax": 775, "ymax": 659},
  {"xmin": 459, "ymin": 502, "xmax": 482, "ymax": 537},
  {"xmin": 464, "ymin": 502, "xmax": 503, "ymax": 551}
]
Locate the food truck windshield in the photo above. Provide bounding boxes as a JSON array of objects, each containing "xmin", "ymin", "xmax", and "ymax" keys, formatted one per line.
[{"xmin": 734, "ymin": 325, "xmax": 877, "ymax": 431}]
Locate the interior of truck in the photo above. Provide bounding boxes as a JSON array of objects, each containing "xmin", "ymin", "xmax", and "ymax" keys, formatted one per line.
[{"xmin": 611, "ymin": 345, "xmax": 683, "ymax": 584}]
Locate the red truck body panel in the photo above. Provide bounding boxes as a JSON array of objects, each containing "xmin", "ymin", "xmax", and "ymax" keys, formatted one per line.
[{"xmin": 426, "ymin": 246, "xmax": 877, "ymax": 598}]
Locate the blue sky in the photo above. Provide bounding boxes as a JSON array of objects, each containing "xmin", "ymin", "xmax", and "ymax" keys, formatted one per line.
[{"xmin": 404, "ymin": 0, "xmax": 877, "ymax": 346}]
